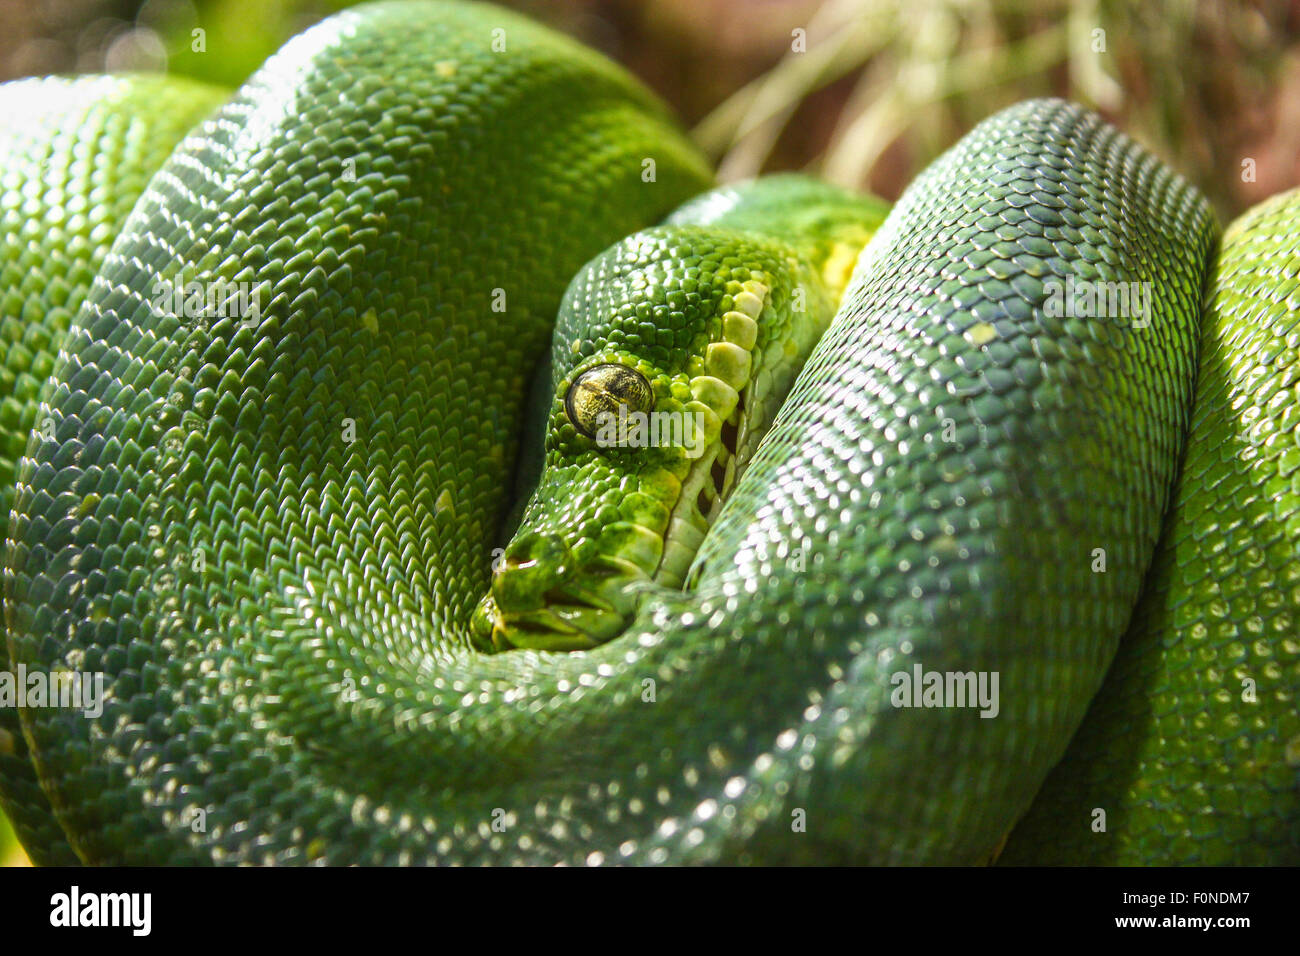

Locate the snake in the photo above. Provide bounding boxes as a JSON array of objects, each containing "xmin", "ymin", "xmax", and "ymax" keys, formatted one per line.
[{"xmin": 0, "ymin": 0, "xmax": 1295, "ymax": 866}]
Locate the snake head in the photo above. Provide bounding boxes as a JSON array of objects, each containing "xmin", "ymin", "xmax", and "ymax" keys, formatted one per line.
[
  {"xmin": 471, "ymin": 225, "xmax": 808, "ymax": 652},
  {"xmin": 469, "ymin": 351, "xmax": 730, "ymax": 651},
  {"xmin": 468, "ymin": 190, "xmax": 878, "ymax": 655}
]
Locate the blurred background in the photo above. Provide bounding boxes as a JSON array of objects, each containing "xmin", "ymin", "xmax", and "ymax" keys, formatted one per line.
[{"xmin": 1, "ymin": 0, "xmax": 1298, "ymax": 865}]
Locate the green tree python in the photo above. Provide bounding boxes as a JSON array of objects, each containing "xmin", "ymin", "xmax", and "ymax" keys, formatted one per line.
[{"xmin": 0, "ymin": 0, "xmax": 1295, "ymax": 865}]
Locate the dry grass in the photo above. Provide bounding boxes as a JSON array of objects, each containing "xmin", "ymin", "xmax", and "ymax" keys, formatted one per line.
[{"xmin": 683, "ymin": 0, "xmax": 1300, "ymax": 218}]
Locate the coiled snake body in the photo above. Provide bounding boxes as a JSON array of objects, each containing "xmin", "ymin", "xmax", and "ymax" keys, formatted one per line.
[{"xmin": 0, "ymin": 1, "xmax": 1296, "ymax": 865}]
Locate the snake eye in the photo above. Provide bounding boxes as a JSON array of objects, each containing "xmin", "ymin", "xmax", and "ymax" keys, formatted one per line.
[{"xmin": 564, "ymin": 363, "xmax": 654, "ymax": 438}]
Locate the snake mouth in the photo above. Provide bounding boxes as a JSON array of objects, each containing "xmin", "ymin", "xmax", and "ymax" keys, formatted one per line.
[
  {"xmin": 485, "ymin": 606, "xmax": 607, "ymax": 651},
  {"xmin": 475, "ymin": 405, "xmax": 746, "ymax": 650},
  {"xmin": 474, "ymin": 555, "xmax": 651, "ymax": 651}
]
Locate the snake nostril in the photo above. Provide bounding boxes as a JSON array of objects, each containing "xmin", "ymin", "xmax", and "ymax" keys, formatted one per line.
[
  {"xmin": 503, "ymin": 531, "xmax": 568, "ymax": 571},
  {"xmin": 493, "ymin": 532, "xmax": 571, "ymax": 610}
]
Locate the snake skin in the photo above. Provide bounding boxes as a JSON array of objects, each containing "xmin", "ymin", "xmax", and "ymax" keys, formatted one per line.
[
  {"xmin": 650, "ymin": 98, "xmax": 1215, "ymax": 863},
  {"xmin": 1003, "ymin": 188, "xmax": 1300, "ymax": 864},
  {"xmin": 0, "ymin": 74, "xmax": 228, "ymax": 865}
]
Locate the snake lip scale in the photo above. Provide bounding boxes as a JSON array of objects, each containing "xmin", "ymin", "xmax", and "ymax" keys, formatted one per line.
[{"xmin": 0, "ymin": 0, "xmax": 1296, "ymax": 866}]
